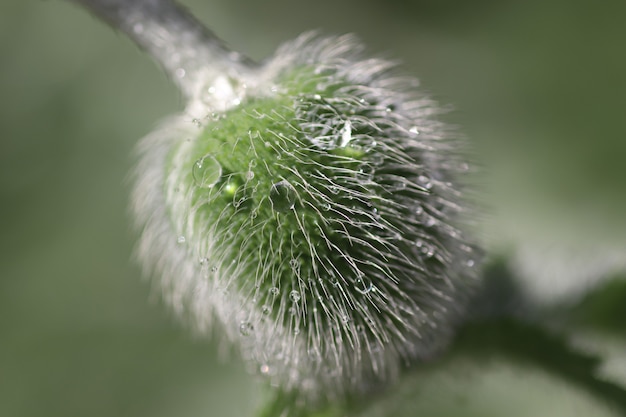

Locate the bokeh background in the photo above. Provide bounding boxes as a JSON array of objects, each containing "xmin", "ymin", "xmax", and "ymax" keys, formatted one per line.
[{"xmin": 1, "ymin": 0, "xmax": 625, "ymax": 416}]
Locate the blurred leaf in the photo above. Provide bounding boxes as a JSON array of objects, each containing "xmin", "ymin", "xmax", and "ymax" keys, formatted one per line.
[{"xmin": 569, "ymin": 276, "xmax": 626, "ymax": 333}]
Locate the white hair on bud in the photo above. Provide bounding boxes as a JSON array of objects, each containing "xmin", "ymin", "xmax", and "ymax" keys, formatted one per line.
[{"xmin": 131, "ymin": 33, "xmax": 480, "ymax": 403}]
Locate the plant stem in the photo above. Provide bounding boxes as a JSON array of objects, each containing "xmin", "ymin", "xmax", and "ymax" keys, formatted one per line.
[
  {"xmin": 455, "ymin": 318, "xmax": 626, "ymax": 414},
  {"xmin": 71, "ymin": 0, "xmax": 255, "ymax": 99}
]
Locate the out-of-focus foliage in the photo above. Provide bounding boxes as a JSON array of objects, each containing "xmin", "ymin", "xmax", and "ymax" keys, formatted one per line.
[{"xmin": 1, "ymin": 0, "xmax": 624, "ymax": 416}]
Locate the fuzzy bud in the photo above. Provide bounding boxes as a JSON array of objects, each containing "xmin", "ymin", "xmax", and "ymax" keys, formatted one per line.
[{"xmin": 132, "ymin": 33, "xmax": 479, "ymax": 402}]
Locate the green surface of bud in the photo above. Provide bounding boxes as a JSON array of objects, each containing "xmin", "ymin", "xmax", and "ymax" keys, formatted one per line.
[{"xmin": 132, "ymin": 33, "xmax": 479, "ymax": 402}]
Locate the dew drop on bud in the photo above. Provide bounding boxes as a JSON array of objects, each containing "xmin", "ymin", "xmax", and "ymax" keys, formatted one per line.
[
  {"xmin": 355, "ymin": 277, "xmax": 374, "ymax": 294},
  {"xmin": 192, "ymin": 154, "xmax": 222, "ymax": 188},
  {"xmin": 418, "ymin": 175, "xmax": 432, "ymax": 190},
  {"xmin": 239, "ymin": 321, "xmax": 253, "ymax": 336},
  {"xmin": 421, "ymin": 244, "xmax": 435, "ymax": 258},
  {"xmin": 269, "ymin": 180, "xmax": 296, "ymax": 212},
  {"xmin": 289, "ymin": 290, "xmax": 301, "ymax": 302},
  {"xmin": 357, "ymin": 163, "xmax": 375, "ymax": 182},
  {"xmin": 289, "ymin": 258, "xmax": 299, "ymax": 270}
]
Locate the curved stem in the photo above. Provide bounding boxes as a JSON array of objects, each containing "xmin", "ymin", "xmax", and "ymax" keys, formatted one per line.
[
  {"xmin": 455, "ymin": 318, "xmax": 626, "ymax": 414},
  {"xmin": 71, "ymin": 0, "xmax": 255, "ymax": 100}
]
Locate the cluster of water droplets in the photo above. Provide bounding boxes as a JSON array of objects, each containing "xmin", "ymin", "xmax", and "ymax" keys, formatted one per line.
[
  {"xmin": 199, "ymin": 75, "xmax": 248, "ymax": 110},
  {"xmin": 295, "ymin": 94, "xmax": 378, "ymax": 153}
]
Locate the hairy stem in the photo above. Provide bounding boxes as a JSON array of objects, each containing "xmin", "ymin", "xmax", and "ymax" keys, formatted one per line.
[{"xmin": 71, "ymin": 0, "xmax": 255, "ymax": 99}]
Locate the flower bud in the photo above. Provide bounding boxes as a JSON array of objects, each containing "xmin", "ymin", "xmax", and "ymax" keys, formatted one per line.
[{"xmin": 132, "ymin": 33, "xmax": 479, "ymax": 402}]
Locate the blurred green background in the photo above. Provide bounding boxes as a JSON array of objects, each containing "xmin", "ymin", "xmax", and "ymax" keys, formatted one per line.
[{"xmin": 1, "ymin": 0, "xmax": 625, "ymax": 416}]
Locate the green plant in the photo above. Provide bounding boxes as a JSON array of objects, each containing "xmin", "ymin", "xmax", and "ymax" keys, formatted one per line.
[{"xmin": 67, "ymin": 1, "xmax": 626, "ymax": 416}]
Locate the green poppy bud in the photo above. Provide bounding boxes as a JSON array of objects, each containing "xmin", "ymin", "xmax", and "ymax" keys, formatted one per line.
[{"xmin": 132, "ymin": 33, "xmax": 479, "ymax": 402}]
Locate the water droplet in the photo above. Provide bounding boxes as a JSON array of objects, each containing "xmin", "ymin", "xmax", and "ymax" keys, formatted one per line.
[
  {"xmin": 466, "ymin": 259, "xmax": 475, "ymax": 267},
  {"xmin": 358, "ymin": 163, "xmax": 374, "ymax": 181},
  {"xmin": 210, "ymin": 266, "xmax": 218, "ymax": 272},
  {"xmin": 269, "ymin": 180, "xmax": 296, "ymax": 212},
  {"xmin": 391, "ymin": 180, "xmax": 407, "ymax": 191},
  {"xmin": 239, "ymin": 321, "xmax": 253, "ymax": 336},
  {"xmin": 294, "ymin": 328, "xmax": 300, "ymax": 335},
  {"xmin": 289, "ymin": 258, "xmax": 299, "ymax": 270},
  {"xmin": 175, "ymin": 68, "xmax": 186, "ymax": 79},
  {"xmin": 421, "ymin": 244, "xmax": 435, "ymax": 258},
  {"xmin": 177, "ymin": 236, "xmax": 186, "ymax": 244},
  {"xmin": 289, "ymin": 290, "xmax": 301, "ymax": 303},
  {"xmin": 191, "ymin": 118, "xmax": 202, "ymax": 127},
  {"xmin": 192, "ymin": 155, "xmax": 222, "ymax": 188},
  {"xmin": 269, "ymin": 287, "xmax": 279, "ymax": 296},
  {"xmin": 245, "ymin": 171, "xmax": 255, "ymax": 181},
  {"xmin": 425, "ymin": 216, "xmax": 437, "ymax": 228},
  {"xmin": 261, "ymin": 305, "xmax": 271, "ymax": 315},
  {"xmin": 260, "ymin": 364, "xmax": 270, "ymax": 374},
  {"xmin": 409, "ymin": 126, "xmax": 419, "ymax": 135},
  {"xmin": 355, "ymin": 277, "xmax": 374, "ymax": 294},
  {"xmin": 199, "ymin": 257, "xmax": 209, "ymax": 265},
  {"xmin": 418, "ymin": 175, "xmax": 433, "ymax": 190}
]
